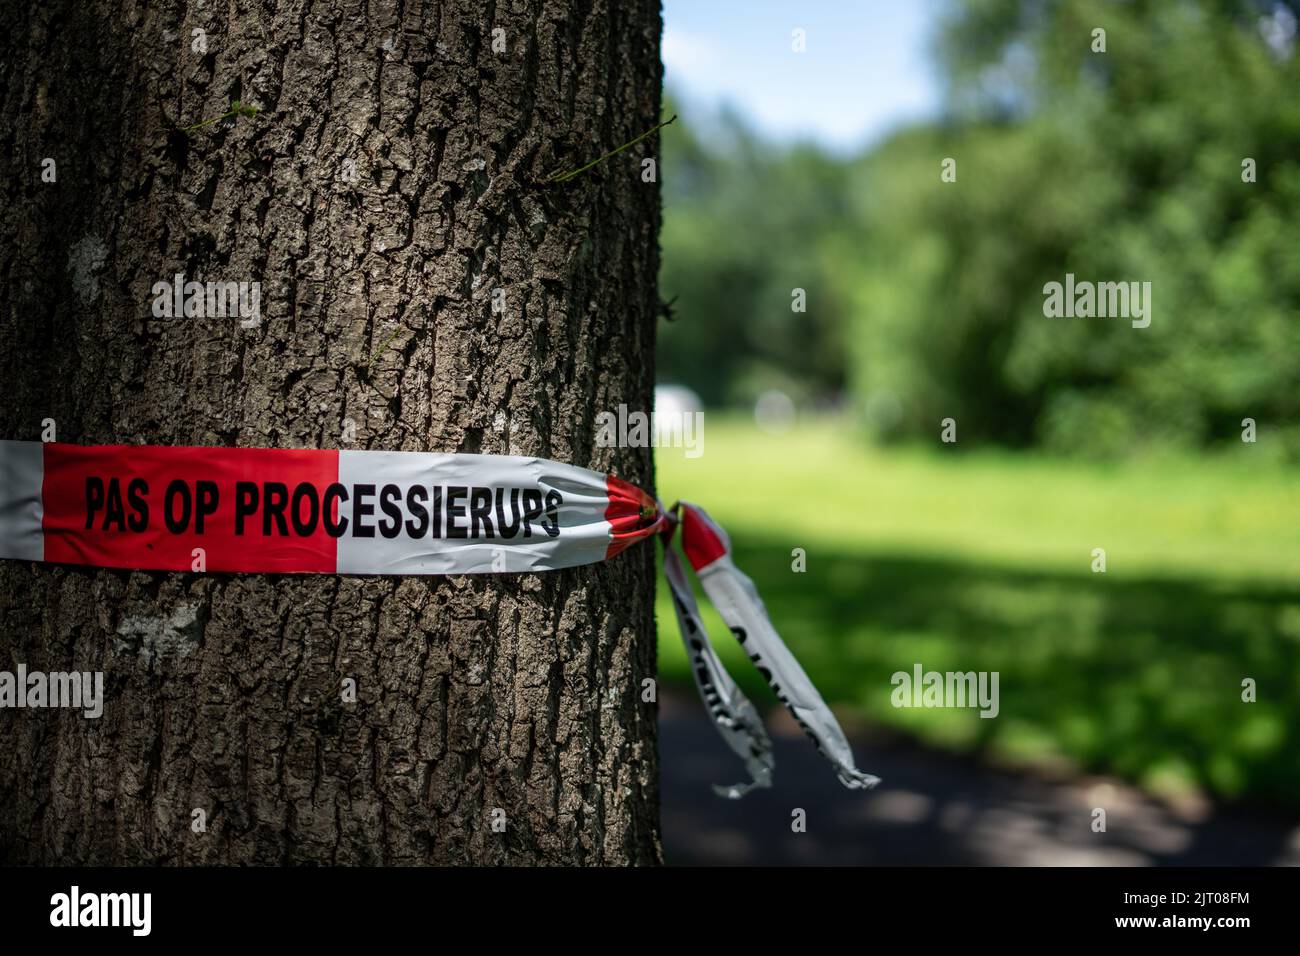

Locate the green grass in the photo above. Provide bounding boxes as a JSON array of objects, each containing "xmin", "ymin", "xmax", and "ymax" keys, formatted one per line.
[{"xmin": 654, "ymin": 417, "xmax": 1300, "ymax": 807}]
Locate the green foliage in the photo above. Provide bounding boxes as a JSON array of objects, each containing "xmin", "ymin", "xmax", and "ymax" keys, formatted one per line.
[
  {"xmin": 659, "ymin": 96, "xmax": 856, "ymax": 406},
  {"xmin": 856, "ymin": 0, "xmax": 1300, "ymax": 456},
  {"xmin": 660, "ymin": 1, "xmax": 1300, "ymax": 457}
]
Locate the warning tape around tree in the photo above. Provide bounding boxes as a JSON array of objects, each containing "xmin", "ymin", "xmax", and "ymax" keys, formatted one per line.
[
  {"xmin": 0, "ymin": 439, "xmax": 880, "ymax": 793},
  {"xmin": 0, "ymin": 440, "xmax": 660, "ymax": 574}
]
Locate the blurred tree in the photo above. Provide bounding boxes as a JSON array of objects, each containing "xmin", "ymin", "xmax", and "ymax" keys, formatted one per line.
[
  {"xmin": 851, "ymin": 0, "xmax": 1300, "ymax": 456},
  {"xmin": 661, "ymin": 1, "xmax": 1300, "ymax": 458},
  {"xmin": 658, "ymin": 95, "xmax": 854, "ymax": 407}
]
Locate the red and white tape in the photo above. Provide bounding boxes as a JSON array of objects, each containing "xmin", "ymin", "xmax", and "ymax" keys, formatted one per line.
[
  {"xmin": 0, "ymin": 441, "xmax": 661, "ymax": 574},
  {"xmin": 0, "ymin": 439, "xmax": 878, "ymax": 793}
]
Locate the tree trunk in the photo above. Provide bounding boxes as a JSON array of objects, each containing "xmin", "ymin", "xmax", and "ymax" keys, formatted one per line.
[{"xmin": 0, "ymin": 0, "xmax": 663, "ymax": 865}]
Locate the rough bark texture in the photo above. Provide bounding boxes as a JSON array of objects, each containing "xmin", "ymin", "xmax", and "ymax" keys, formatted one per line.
[{"xmin": 0, "ymin": 0, "xmax": 664, "ymax": 864}]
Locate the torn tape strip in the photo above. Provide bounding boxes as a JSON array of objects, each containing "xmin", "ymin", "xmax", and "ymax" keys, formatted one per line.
[
  {"xmin": 674, "ymin": 501, "xmax": 881, "ymax": 792},
  {"xmin": 661, "ymin": 518, "xmax": 774, "ymax": 799},
  {"xmin": 0, "ymin": 440, "xmax": 664, "ymax": 575}
]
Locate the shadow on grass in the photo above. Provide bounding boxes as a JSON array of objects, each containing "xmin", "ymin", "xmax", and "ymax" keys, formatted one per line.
[{"xmin": 658, "ymin": 534, "xmax": 1300, "ymax": 811}]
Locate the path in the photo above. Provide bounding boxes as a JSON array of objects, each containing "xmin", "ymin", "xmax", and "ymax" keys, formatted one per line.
[{"xmin": 658, "ymin": 693, "xmax": 1300, "ymax": 866}]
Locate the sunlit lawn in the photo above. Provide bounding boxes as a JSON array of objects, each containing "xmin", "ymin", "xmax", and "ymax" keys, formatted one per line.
[{"xmin": 654, "ymin": 416, "xmax": 1300, "ymax": 808}]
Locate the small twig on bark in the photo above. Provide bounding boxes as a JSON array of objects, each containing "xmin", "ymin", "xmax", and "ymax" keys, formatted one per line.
[
  {"xmin": 181, "ymin": 100, "xmax": 258, "ymax": 135},
  {"xmin": 546, "ymin": 114, "xmax": 677, "ymax": 184},
  {"xmin": 366, "ymin": 325, "xmax": 404, "ymax": 370}
]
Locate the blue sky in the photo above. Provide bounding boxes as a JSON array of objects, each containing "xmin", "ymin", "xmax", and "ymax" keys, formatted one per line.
[{"xmin": 662, "ymin": 0, "xmax": 943, "ymax": 153}]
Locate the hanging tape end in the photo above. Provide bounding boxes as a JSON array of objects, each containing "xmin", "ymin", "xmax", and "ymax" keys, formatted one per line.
[
  {"xmin": 839, "ymin": 768, "xmax": 883, "ymax": 791},
  {"xmin": 710, "ymin": 779, "xmax": 770, "ymax": 800}
]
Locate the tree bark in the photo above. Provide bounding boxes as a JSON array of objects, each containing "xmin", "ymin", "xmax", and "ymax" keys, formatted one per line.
[{"xmin": 0, "ymin": 0, "xmax": 663, "ymax": 864}]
